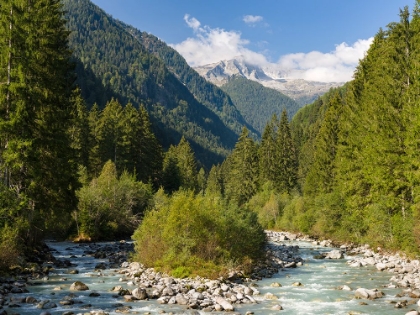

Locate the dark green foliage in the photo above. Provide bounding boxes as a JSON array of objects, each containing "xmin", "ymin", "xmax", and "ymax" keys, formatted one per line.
[
  {"xmin": 86, "ymin": 99, "xmax": 163, "ymax": 183},
  {"xmin": 280, "ymin": 2, "xmax": 420, "ymax": 253},
  {"xmin": 222, "ymin": 76, "xmax": 301, "ymax": 134},
  {"xmin": 162, "ymin": 137, "xmax": 198, "ymax": 193},
  {"xmin": 224, "ymin": 128, "xmax": 259, "ymax": 205},
  {"xmin": 276, "ymin": 111, "xmax": 298, "ymax": 193},
  {"xmin": 128, "ymin": 30, "xmax": 255, "ymax": 141},
  {"xmin": 62, "ymin": 0, "xmax": 243, "ymax": 168},
  {"xmin": 132, "ymin": 190, "xmax": 266, "ymax": 278},
  {"xmin": 0, "ymin": 0, "xmax": 78, "ymax": 243},
  {"xmin": 75, "ymin": 161, "xmax": 153, "ymax": 241}
]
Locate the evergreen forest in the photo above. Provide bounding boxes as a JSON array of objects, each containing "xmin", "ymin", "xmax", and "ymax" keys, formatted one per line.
[{"xmin": 1, "ymin": 0, "xmax": 420, "ymax": 278}]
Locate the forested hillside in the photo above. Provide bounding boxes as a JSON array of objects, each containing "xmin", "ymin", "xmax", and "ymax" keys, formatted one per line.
[
  {"xmin": 62, "ymin": 0, "xmax": 242, "ymax": 168},
  {"xmin": 221, "ymin": 76, "xmax": 301, "ymax": 134},
  {"xmin": 281, "ymin": 5, "xmax": 420, "ymax": 253},
  {"xmin": 121, "ymin": 27, "xmax": 258, "ymax": 138}
]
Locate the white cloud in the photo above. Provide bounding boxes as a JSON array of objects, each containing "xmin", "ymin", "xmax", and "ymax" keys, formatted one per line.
[
  {"xmin": 277, "ymin": 38, "xmax": 373, "ymax": 82},
  {"xmin": 171, "ymin": 15, "xmax": 269, "ymax": 67},
  {"xmin": 184, "ymin": 14, "xmax": 201, "ymax": 31},
  {"xmin": 243, "ymin": 15, "xmax": 263, "ymax": 25},
  {"xmin": 172, "ymin": 15, "xmax": 373, "ymax": 82}
]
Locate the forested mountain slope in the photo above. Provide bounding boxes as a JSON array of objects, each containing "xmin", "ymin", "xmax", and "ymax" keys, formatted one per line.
[
  {"xmin": 62, "ymin": 0, "xmax": 242, "ymax": 168},
  {"xmin": 221, "ymin": 76, "xmax": 301, "ymax": 134},
  {"xmin": 284, "ymin": 5, "xmax": 420, "ymax": 253},
  {"xmin": 120, "ymin": 27, "xmax": 258, "ymax": 138}
]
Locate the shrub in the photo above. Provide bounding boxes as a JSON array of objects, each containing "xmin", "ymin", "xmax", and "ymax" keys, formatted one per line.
[
  {"xmin": 75, "ymin": 161, "xmax": 153, "ymax": 240},
  {"xmin": 132, "ymin": 190, "xmax": 266, "ymax": 278}
]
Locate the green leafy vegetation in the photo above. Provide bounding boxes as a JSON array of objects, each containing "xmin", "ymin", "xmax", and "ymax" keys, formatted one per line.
[
  {"xmin": 3, "ymin": 0, "xmax": 420, "ymax": 278},
  {"xmin": 74, "ymin": 161, "xmax": 153, "ymax": 241},
  {"xmin": 132, "ymin": 190, "xmax": 266, "ymax": 278}
]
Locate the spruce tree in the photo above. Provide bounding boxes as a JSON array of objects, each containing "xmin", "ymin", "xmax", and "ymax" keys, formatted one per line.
[
  {"xmin": 276, "ymin": 110, "xmax": 298, "ymax": 193},
  {"xmin": 258, "ymin": 114, "xmax": 278, "ymax": 185},
  {"xmin": 225, "ymin": 127, "xmax": 258, "ymax": 205},
  {"xmin": 0, "ymin": 0, "xmax": 77, "ymax": 242}
]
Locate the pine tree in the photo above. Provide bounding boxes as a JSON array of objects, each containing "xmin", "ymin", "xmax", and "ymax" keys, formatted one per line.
[
  {"xmin": 69, "ymin": 88, "xmax": 90, "ymax": 169},
  {"xmin": 258, "ymin": 114, "xmax": 278, "ymax": 185},
  {"xmin": 0, "ymin": 0, "xmax": 77, "ymax": 242},
  {"xmin": 276, "ymin": 110, "xmax": 298, "ymax": 193},
  {"xmin": 225, "ymin": 127, "xmax": 258, "ymax": 205}
]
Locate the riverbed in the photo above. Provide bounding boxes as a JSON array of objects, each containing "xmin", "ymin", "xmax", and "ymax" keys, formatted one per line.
[{"xmin": 1, "ymin": 238, "xmax": 418, "ymax": 315}]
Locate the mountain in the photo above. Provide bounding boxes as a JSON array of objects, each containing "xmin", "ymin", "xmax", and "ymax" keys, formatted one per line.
[
  {"xmin": 194, "ymin": 57, "xmax": 342, "ymax": 106},
  {"xmin": 221, "ymin": 76, "xmax": 300, "ymax": 134},
  {"xmin": 62, "ymin": 0, "xmax": 251, "ymax": 168},
  {"xmin": 118, "ymin": 26, "xmax": 257, "ymax": 138}
]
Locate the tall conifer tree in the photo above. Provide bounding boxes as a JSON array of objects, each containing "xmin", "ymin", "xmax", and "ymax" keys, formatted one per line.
[{"xmin": 0, "ymin": 0, "xmax": 77, "ymax": 242}]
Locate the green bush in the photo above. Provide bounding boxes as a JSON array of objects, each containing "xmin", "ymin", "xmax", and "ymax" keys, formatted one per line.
[
  {"xmin": 75, "ymin": 161, "xmax": 153, "ymax": 241},
  {"xmin": 132, "ymin": 190, "xmax": 266, "ymax": 278}
]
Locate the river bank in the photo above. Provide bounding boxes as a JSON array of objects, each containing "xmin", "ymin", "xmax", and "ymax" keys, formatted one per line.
[{"xmin": 0, "ymin": 231, "xmax": 420, "ymax": 314}]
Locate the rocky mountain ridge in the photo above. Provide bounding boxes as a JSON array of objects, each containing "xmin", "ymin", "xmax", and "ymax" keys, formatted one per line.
[{"xmin": 194, "ymin": 57, "xmax": 343, "ymax": 106}]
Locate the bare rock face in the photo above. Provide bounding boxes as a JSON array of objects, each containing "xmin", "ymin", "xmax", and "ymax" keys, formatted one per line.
[{"xmin": 194, "ymin": 57, "xmax": 342, "ymax": 105}]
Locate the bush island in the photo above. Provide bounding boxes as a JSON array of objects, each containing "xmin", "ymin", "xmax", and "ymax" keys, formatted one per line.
[{"xmin": 132, "ymin": 189, "xmax": 266, "ymax": 278}]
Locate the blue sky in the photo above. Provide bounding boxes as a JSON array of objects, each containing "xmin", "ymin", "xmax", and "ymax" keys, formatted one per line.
[{"xmin": 90, "ymin": 0, "xmax": 412, "ymax": 82}]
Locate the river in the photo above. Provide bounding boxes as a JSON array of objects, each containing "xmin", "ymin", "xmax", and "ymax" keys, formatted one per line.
[{"xmin": 1, "ymin": 239, "xmax": 415, "ymax": 315}]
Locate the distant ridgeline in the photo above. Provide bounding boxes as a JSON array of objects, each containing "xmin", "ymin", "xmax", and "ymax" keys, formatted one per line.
[{"xmin": 62, "ymin": 0, "xmax": 247, "ymax": 168}]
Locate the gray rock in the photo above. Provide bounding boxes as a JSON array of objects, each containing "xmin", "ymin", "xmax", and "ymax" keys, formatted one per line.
[
  {"xmin": 271, "ymin": 304, "xmax": 283, "ymax": 310},
  {"xmin": 355, "ymin": 288, "xmax": 383, "ymax": 300},
  {"xmin": 176, "ymin": 293, "xmax": 189, "ymax": 305},
  {"xmin": 131, "ymin": 287, "xmax": 147, "ymax": 300},
  {"xmin": 325, "ymin": 250, "xmax": 344, "ymax": 259},
  {"xmin": 69, "ymin": 281, "xmax": 89, "ymax": 291},
  {"xmin": 214, "ymin": 296, "xmax": 234, "ymax": 311}
]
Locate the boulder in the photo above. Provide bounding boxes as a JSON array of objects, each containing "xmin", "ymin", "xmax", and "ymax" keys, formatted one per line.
[
  {"xmin": 175, "ymin": 293, "xmax": 189, "ymax": 305},
  {"xmin": 69, "ymin": 281, "xmax": 89, "ymax": 291},
  {"xmin": 131, "ymin": 288, "xmax": 147, "ymax": 300},
  {"xmin": 325, "ymin": 250, "xmax": 344, "ymax": 259},
  {"xmin": 214, "ymin": 296, "xmax": 234, "ymax": 311},
  {"xmin": 376, "ymin": 263, "xmax": 387, "ymax": 271},
  {"xmin": 264, "ymin": 292, "xmax": 278, "ymax": 300},
  {"xmin": 355, "ymin": 288, "xmax": 383, "ymax": 300},
  {"xmin": 270, "ymin": 282, "xmax": 282, "ymax": 287},
  {"xmin": 271, "ymin": 304, "xmax": 283, "ymax": 310}
]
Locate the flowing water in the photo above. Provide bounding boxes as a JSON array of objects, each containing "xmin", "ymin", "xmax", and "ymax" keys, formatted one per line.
[{"xmin": 3, "ymin": 240, "xmax": 416, "ymax": 315}]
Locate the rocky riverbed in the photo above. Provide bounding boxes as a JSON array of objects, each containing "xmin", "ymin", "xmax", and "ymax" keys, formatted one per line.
[{"xmin": 1, "ymin": 231, "xmax": 420, "ymax": 315}]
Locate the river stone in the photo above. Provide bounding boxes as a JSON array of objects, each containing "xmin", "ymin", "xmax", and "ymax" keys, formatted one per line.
[
  {"xmin": 162, "ymin": 287, "xmax": 175, "ymax": 296},
  {"xmin": 69, "ymin": 281, "xmax": 89, "ymax": 291},
  {"xmin": 405, "ymin": 311, "xmax": 420, "ymax": 315},
  {"xmin": 355, "ymin": 288, "xmax": 383, "ymax": 300},
  {"xmin": 42, "ymin": 302, "xmax": 57, "ymax": 309},
  {"xmin": 271, "ymin": 304, "xmax": 283, "ymax": 310},
  {"xmin": 376, "ymin": 263, "xmax": 387, "ymax": 271},
  {"xmin": 264, "ymin": 292, "xmax": 278, "ymax": 300},
  {"xmin": 176, "ymin": 293, "xmax": 189, "ymax": 305},
  {"xmin": 214, "ymin": 296, "xmax": 234, "ymax": 311},
  {"xmin": 244, "ymin": 287, "xmax": 253, "ymax": 295},
  {"xmin": 340, "ymin": 285, "xmax": 352, "ymax": 291},
  {"xmin": 246, "ymin": 295, "xmax": 257, "ymax": 303},
  {"xmin": 270, "ymin": 282, "xmax": 282, "ymax": 287},
  {"xmin": 325, "ymin": 250, "xmax": 344, "ymax": 259},
  {"xmin": 131, "ymin": 288, "xmax": 147, "ymax": 300},
  {"xmin": 26, "ymin": 296, "xmax": 37, "ymax": 304},
  {"xmin": 157, "ymin": 296, "xmax": 168, "ymax": 304}
]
